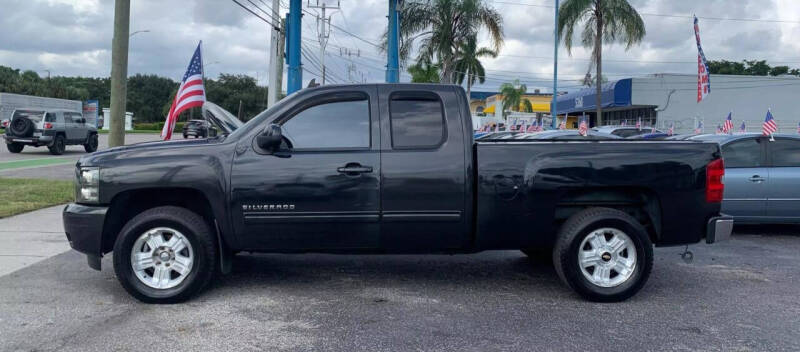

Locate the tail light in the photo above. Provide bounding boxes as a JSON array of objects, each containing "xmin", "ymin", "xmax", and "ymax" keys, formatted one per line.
[
  {"xmin": 706, "ymin": 158, "xmax": 725, "ymax": 203},
  {"xmin": 1, "ymin": 121, "xmax": 7, "ymax": 127},
  {"xmin": 44, "ymin": 122, "xmax": 53, "ymax": 129}
]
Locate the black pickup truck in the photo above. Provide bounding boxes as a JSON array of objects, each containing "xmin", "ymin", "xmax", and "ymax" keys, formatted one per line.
[{"xmin": 63, "ymin": 84, "xmax": 732, "ymax": 303}]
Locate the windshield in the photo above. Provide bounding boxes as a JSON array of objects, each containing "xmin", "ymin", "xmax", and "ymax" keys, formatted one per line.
[{"xmin": 12, "ymin": 110, "xmax": 45, "ymax": 122}]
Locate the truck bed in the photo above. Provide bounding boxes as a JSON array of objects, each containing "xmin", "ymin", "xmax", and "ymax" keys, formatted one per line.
[{"xmin": 474, "ymin": 140, "xmax": 722, "ymax": 249}]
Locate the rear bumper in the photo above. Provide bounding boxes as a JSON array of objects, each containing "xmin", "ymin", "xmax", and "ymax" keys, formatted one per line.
[
  {"xmin": 705, "ymin": 216, "xmax": 734, "ymax": 244},
  {"xmin": 4, "ymin": 135, "xmax": 53, "ymax": 146},
  {"xmin": 63, "ymin": 203, "xmax": 108, "ymax": 270}
]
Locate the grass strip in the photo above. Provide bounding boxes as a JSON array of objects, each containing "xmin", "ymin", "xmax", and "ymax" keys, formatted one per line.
[{"xmin": 0, "ymin": 178, "xmax": 74, "ymax": 218}]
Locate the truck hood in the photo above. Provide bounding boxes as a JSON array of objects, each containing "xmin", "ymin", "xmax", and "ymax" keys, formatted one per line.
[{"xmin": 82, "ymin": 138, "xmax": 217, "ymax": 161}]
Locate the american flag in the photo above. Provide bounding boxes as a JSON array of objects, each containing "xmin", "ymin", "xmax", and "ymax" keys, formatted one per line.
[
  {"xmin": 578, "ymin": 117, "xmax": 588, "ymax": 136},
  {"xmin": 558, "ymin": 118, "xmax": 566, "ymax": 130},
  {"xmin": 694, "ymin": 16, "xmax": 711, "ymax": 102},
  {"xmin": 651, "ymin": 124, "xmax": 656, "ymax": 134},
  {"xmin": 763, "ymin": 109, "xmax": 778, "ymax": 136},
  {"xmin": 621, "ymin": 120, "xmax": 627, "ymax": 127},
  {"xmin": 797, "ymin": 122, "xmax": 800, "ymax": 135},
  {"xmin": 739, "ymin": 121, "xmax": 746, "ymax": 133},
  {"xmin": 494, "ymin": 123, "xmax": 500, "ymax": 132},
  {"xmin": 716, "ymin": 124, "xmax": 723, "ymax": 134},
  {"xmin": 722, "ymin": 112, "xmax": 733, "ymax": 134},
  {"xmin": 162, "ymin": 42, "xmax": 205, "ymax": 140},
  {"xmin": 694, "ymin": 120, "xmax": 703, "ymax": 134},
  {"xmin": 636, "ymin": 117, "xmax": 641, "ymax": 130},
  {"xmin": 668, "ymin": 122, "xmax": 674, "ymax": 136},
  {"xmin": 526, "ymin": 122, "xmax": 535, "ymax": 133}
]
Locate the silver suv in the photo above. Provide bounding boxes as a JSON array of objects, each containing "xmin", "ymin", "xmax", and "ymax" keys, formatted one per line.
[{"xmin": 4, "ymin": 108, "xmax": 98, "ymax": 155}]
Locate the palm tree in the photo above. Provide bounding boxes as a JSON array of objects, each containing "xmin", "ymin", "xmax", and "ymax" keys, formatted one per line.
[
  {"xmin": 407, "ymin": 61, "xmax": 441, "ymax": 83},
  {"xmin": 453, "ymin": 36, "xmax": 497, "ymax": 99},
  {"xmin": 386, "ymin": 0, "xmax": 504, "ymax": 83},
  {"xmin": 558, "ymin": 0, "xmax": 645, "ymax": 126},
  {"xmin": 499, "ymin": 79, "xmax": 533, "ymax": 118}
]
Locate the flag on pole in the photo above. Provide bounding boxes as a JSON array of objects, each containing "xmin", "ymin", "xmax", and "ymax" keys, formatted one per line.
[
  {"xmin": 694, "ymin": 120, "xmax": 703, "ymax": 134},
  {"xmin": 739, "ymin": 121, "xmax": 746, "ymax": 133},
  {"xmin": 723, "ymin": 112, "xmax": 733, "ymax": 134},
  {"xmin": 526, "ymin": 122, "xmax": 536, "ymax": 133},
  {"xmin": 621, "ymin": 120, "xmax": 627, "ymax": 127},
  {"xmin": 762, "ymin": 109, "xmax": 778, "ymax": 136},
  {"xmin": 716, "ymin": 124, "xmax": 723, "ymax": 134},
  {"xmin": 636, "ymin": 117, "xmax": 642, "ymax": 130},
  {"xmin": 797, "ymin": 122, "xmax": 800, "ymax": 135},
  {"xmin": 578, "ymin": 117, "xmax": 588, "ymax": 136},
  {"xmin": 558, "ymin": 118, "xmax": 566, "ymax": 130},
  {"xmin": 694, "ymin": 16, "xmax": 711, "ymax": 103},
  {"xmin": 668, "ymin": 122, "xmax": 674, "ymax": 136},
  {"xmin": 162, "ymin": 42, "xmax": 205, "ymax": 140},
  {"xmin": 651, "ymin": 124, "xmax": 656, "ymax": 134}
]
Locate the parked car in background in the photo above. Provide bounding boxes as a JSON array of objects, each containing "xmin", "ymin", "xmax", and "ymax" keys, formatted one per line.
[
  {"xmin": 593, "ymin": 126, "xmax": 661, "ymax": 138},
  {"xmin": 4, "ymin": 108, "xmax": 98, "ymax": 154},
  {"xmin": 626, "ymin": 132, "xmax": 670, "ymax": 140},
  {"xmin": 183, "ymin": 119, "xmax": 210, "ymax": 138},
  {"xmin": 690, "ymin": 133, "xmax": 800, "ymax": 223},
  {"xmin": 1, "ymin": 118, "xmax": 8, "ymax": 130}
]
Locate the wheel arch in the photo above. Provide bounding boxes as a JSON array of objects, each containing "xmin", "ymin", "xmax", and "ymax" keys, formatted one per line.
[
  {"xmin": 100, "ymin": 187, "xmax": 228, "ymax": 255},
  {"xmin": 553, "ymin": 187, "xmax": 661, "ymax": 243}
]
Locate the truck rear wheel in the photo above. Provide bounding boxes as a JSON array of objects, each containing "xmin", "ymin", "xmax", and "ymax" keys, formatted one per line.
[
  {"xmin": 6, "ymin": 142, "xmax": 23, "ymax": 153},
  {"xmin": 113, "ymin": 206, "xmax": 217, "ymax": 304},
  {"xmin": 552, "ymin": 207, "xmax": 653, "ymax": 302}
]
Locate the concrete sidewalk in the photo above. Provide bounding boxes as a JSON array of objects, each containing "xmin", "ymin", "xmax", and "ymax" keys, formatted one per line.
[{"xmin": 0, "ymin": 205, "xmax": 70, "ymax": 276}]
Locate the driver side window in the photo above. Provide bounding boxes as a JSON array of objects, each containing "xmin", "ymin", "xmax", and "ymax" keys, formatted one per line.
[{"xmin": 281, "ymin": 98, "xmax": 370, "ymax": 150}]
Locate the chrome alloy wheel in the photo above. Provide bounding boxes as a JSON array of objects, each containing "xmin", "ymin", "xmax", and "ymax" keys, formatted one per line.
[
  {"xmin": 130, "ymin": 227, "xmax": 194, "ymax": 289},
  {"xmin": 578, "ymin": 228, "xmax": 637, "ymax": 288}
]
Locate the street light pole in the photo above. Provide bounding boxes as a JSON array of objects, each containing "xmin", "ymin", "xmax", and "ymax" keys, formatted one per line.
[
  {"xmin": 551, "ymin": 0, "xmax": 559, "ymax": 129},
  {"xmin": 109, "ymin": 0, "xmax": 130, "ymax": 148}
]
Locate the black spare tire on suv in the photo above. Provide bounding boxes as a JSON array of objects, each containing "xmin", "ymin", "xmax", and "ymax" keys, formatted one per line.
[{"xmin": 10, "ymin": 117, "xmax": 34, "ymax": 137}]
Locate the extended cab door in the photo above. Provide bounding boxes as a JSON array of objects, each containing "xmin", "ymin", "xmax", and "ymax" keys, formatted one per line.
[
  {"xmin": 765, "ymin": 137, "xmax": 800, "ymax": 220},
  {"xmin": 377, "ymin": 86, "xmax": 469, "ymax": 250},
  {"xmin": 230, "ymin": 88, "xmax": 381, "ymax": 250},
  {"xmin": 721, "ymin": 137, "xmax": 768, "ymax": 220}
]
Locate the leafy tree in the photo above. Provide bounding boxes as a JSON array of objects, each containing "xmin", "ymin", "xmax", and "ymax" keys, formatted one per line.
[
  {"xmin": 407, "ymin": 61, "xmax": 441, "ymax": 83},
  {"xmin": 453, "ymin": 36, "xmax": 497, "ymax": 98},
  {"xmin": 386, "ymin": 0, "xmax": 504, "ymax": 83},
  {"xmin": 558, "ymin": 0, "xmax": 646, "ymax": 126},
  {"xmin": 499, "ymin": 79, "xmax": 533, "ymax": 117},
  {"xmin": 769, "ymin": 66, "xmax": 790, "ymax": 76}
]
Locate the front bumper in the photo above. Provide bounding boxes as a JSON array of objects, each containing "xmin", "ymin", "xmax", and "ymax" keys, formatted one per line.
[
  {"xmin": 705, "ymin": 216, "xmax": 733, "ymax": 244},
  {"xmin": 4, "ymin": 134, "xmax": 53, "ymax": 146},
  {"xmin": 63, "ymin": 203, "xmax": 108, "ymax": 270}
]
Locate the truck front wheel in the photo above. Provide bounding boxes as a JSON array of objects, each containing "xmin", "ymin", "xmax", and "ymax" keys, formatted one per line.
[
  {"xmin": 553, "ymin": 207, "xmax": 653, "ymax": 302},
  {"xmin": 113, "ymin": 206, "xmax": 217, "ymax": 304}
]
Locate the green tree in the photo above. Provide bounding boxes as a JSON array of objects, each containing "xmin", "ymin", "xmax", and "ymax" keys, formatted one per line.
[
  {"xmin": 387, "ymin": 0, "xmax": 504, "ymax": 83},
  {"xmin": 407, "ymin": 61, "xmax": 441, "ymax": 83},
  {"xmin": 452, "ymin": 36, "xmax": 497, "ymax": 98},
  {"xmin": 499, "ymin": 79, "xmax": 533, "ymax": 117},
  {"xmin": 558, "ymin": 0, "xmax": 646, "ymax": 126}
]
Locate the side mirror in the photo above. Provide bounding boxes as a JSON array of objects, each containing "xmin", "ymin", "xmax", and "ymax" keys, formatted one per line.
[{"xmin": 256, "ymin": 123, "xmax": 283, "ymax": 151}]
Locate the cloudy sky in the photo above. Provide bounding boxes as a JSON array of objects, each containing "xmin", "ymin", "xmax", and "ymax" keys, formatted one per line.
[{"xmin": 2, "ymin": 0, "xmax": 800, "ymax": 93}]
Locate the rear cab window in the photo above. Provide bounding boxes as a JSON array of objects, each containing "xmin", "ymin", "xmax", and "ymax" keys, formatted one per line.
[{"xmin": 389, "ymin": 91, "xmax": 446, "ymax": 149}]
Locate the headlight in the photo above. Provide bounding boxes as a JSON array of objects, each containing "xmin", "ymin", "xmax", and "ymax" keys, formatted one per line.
[{"xmin": 76, "ymin": 167, "xmax": 100, "ymax": 203}]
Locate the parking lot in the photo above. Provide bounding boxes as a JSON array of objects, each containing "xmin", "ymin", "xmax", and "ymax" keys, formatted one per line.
[
  {"xmin": 0, "ymin": 133, "xmax": 162, "ymax": 180},
  {"xmin": 1, "ymin": 216, "xmax": 798, "ymax": 351}
]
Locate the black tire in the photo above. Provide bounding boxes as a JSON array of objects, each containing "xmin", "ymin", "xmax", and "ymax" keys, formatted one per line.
[
  {"xmin": 6, "ymin": 142, "xmax": 23, "ymax": 153},
  {"xmin": 84, "ymin": 133, "xmax": 98, "ymax": 153},
  {"xmin": 552, "ymin": 207, "xmax": 653, "ymax": 302},
  {"xmin": 183, "ymin": 133, "xmax": 188, "ymax": 139},
  {"xmin": 48, "ymin": 134, "xmax": 65, "ymax": 155},
  {"xmin": 10, "ymin": 118, "xmax": 33, "ymax": 136},
  {"xmin": 113, "ymin": 206, "xmax": 217, "ymax": 304}
]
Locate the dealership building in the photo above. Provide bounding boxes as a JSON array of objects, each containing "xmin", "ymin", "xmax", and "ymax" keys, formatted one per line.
[{"xmin": 555, "ymin": 73, "xmax": 800, "ymax": 133}]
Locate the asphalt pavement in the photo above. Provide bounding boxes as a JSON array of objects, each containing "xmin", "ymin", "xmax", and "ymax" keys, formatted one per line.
[
  {"xmin": 0, "ymin": 133, "xmax": 162, "ymax": 180},
  {"xmin": 0, "ymin": 205, "xmax": 799, "ymax": 351}
]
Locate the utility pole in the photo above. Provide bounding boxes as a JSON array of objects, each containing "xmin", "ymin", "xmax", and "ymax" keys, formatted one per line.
[
  {"xmin": 551, "ymin": 0, "xmax": 559, "ymax": 129},
  {"xmin": 109, "ymin": 0, "xmax": 130, "ymax": 147},
  {"xmin": 308, "ymin": 0, "xmax": 339, "ymax": 85},
  {"xmin": 386, "ymin": 0, "xmax": 400, "ymax": 83},
  {"xmin": 287, "ymin": 0, "xmax": 302, "ymax": 94},
  {"xmin": 268, "ymin": 0, "xmax": 284, "ymax": 107}
]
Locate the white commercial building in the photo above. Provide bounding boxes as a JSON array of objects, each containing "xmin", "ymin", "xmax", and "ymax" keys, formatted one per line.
[{"xmin": 556, "ymin": 73, "xmax": 800, "ymax": 134}]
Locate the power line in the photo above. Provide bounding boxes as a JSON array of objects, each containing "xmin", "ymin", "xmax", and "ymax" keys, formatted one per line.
[{"xmin": 231, "ymin": 0, "xmax": 279, "ymax": 28}]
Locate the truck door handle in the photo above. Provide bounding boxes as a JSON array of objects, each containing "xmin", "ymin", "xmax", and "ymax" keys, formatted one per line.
[
  {"xmin": 337, "ymin": 163, "xmax": 373, "ymax": 175},
  {"xmin": 748, "ymin": 175, "xmax": 765, "ymax": 183}
]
